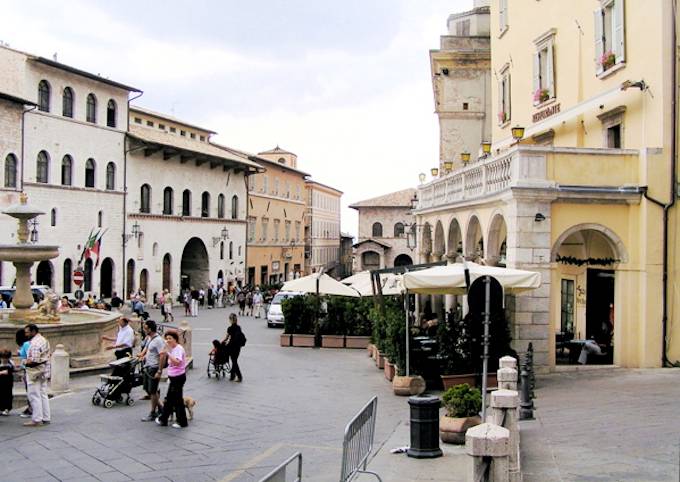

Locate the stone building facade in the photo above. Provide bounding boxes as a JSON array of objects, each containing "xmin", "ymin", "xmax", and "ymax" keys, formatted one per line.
[
  {"xmin": 349, "ymin": 188, "xmax": 416, "ymax": 272},
  {"xmin": 246, "ymin": 147, "xmax": 307, "ymax": 286},
  {"xmin": 304, "ymin": 180, "xmax": 342, "ymax": 276}
]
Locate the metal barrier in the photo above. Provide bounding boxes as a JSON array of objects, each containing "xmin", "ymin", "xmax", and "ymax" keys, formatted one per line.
[
  {"xmin": 259, "ymin": 452, "xmax": 302, "ymax": 482},
  {"xmin": 340, "ymin": 396, "xmax": 382, "ymax": 482}
]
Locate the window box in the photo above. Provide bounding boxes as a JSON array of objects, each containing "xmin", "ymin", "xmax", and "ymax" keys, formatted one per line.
[{"xmin": 533, "ymin": 88, "xmax": 551, "ymax": 104}]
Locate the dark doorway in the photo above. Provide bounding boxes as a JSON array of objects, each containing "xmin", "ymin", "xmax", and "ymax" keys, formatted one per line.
[
  {"xmin": 162, "ymin": 254, "xmax": 172, "ymax": 291},
  {"xmin": 217, "ymin": 269, "xmax": 224, "ymax": 286},
  {"xmin": 260, "ymin": 266, "xmax": 268, "ymax": 286},
  {"xmin": 181, "ymin": 237, "xmax": 209, "ymax": 289},
  {"xmin": 247, "ymin": 267, "xmax": 255, "ymax": 286},
  {"xmin": 63, "ymin": 259, "xmax": 72, "ymax": 294},
  {"xmin": 140, "ymin": 269, "xmax": 149, "ymax": 295},
  {"xmin": 36, "ymin": 261, "xmax": 53, "ymax": 287},
  {"xmin": 394, "ymin": 254, "xmax": 413, "ymax": 267},
  {"xmin": 126, "ymin": 259, "xmax": 135, "ymax": 296},
  {"xmin": 84, "ymin": 258, "xmax": 93, "ymax": 292},
  {"xmin": 100, "ymin": 258, "xmax": 114, "ymax": 298},
  {"xmin": 586, "ymin": 269, "xmax": 615, "ymax": 356}
]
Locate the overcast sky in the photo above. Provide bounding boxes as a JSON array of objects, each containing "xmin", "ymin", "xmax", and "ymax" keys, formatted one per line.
[{"xmin": 1, "ymin": 0, "xmax": 472, "ymax": 236}]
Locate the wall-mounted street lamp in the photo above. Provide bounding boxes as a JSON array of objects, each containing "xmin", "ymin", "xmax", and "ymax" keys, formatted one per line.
[
  {"xmin": 430, "ymin": 167, "xmax": 439, "ymax": 177},
  {"xmin": 460, "ymin": 152, "xmax": 471, "ymax": 166},
  {"xmin": 123, "ymin": 221, "xmax": 142, "ymax": 244},
  {"xmin": 443, "ymin": 160, "xmax": 454, "ymax": 172},
  {"xmin": 511, "ymin": 126, "xmax": 525, "ymax": 143},
  {"xmin": 406, "ymin": 223, "xmax": 417, "ymax": 250},
  {"xmin": 482, "ymin": 142, "xmax": 492, "ymax": 156},
  {"xmin": 29, "ymin": 219, "xmax": 39, "ymax": 243},
  {"xmin": 410, "ymin": 193, "xmax": 418, "ymax": 211},
  {"xmin": 212, "ymin": 226, "xmax": 229, "ymax": 247},
  {"xmin": 418, "ymin": 172, "xmax": 427, "ymax": 184}
]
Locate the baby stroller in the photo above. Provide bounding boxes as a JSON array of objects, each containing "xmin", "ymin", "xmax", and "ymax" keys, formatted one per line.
[
  {"xmin": 207, "ymin": 340, "xmax": 231, "ymax": 379},
  {"xmin": 92, "ymin": 356, "xmax": 143, "ymax": 408}
]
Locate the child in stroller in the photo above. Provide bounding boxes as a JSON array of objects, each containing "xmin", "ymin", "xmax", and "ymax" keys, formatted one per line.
[
  {"xmin": 92, "ymin": 356, "xmax": 143, "ymax": 408},
  {"xmin": 207, "ymin": 340, "xmax": 231, "ymax": 378}
]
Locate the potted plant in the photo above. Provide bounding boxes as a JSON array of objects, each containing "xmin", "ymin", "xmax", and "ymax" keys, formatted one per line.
[
  {"xmin": 345, "ymin": 298, "xmax": 373, "ymax": 349},
  {"xmin": 497, "ymin": 111, "xmax": 508, "ymax": 124},
  {"xmin": 320, "ymin": 296, "xmax": 345, "ymax": 348},
  {"xmin": 439, "ymin": 383, "xmax": 482, "ymax": 444},
  {"xmin": 371, "ymin": 304, "xmax": 387, "ymax": 368},
  {"xmin": 282, "ymin": 295, "xmax": 316, "ymax": 347},
  {"xmin": 599, "ymin": 50, "xmax": 616, "ymax": 71},
  {"xmin": 437, "ymin": 308, "xmax": 476, "ymax": 389},
  {"xmin": 533, "ymin": 88, "xmax": 550, "ymax": 104}
]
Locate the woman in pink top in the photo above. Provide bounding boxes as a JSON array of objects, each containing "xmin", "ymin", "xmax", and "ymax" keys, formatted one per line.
[{"xmin": 155, "ymin": 331, "xmax": 188, "ymax": 428}]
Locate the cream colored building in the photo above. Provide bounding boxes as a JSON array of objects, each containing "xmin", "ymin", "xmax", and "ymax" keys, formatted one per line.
[
  {"xmin": 349, "ymin": 188, "xmax": 416, "ymax": 272},
  {"xmin": 414, "ymin": 0, "xmax": 680, "ymax": 371},
  {"xmin": 305, "ymin": 180, "xmax": 342, "ymax": 276},
  {"xmin": 246, "ymin": 147, "xmax": 308, "ymax": 286}
]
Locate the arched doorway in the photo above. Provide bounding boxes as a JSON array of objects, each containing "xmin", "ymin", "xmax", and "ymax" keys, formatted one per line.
[
  {"xmin": 447, "ymin": 219, "xmax": 463, "ymax": 261},
  {"xmin": 84, "ymin": 258, "xmax": 93, "ymax": 292},
  {"xmin": 487, "ymin": 214, "xmax": 507, "ymax": 266},
  {"xmin": 100, "ymin": 258, "xmax": 114, "ymax": 298},
  {"xmin": 217, "ymin": 269, "xmax": 224, "ymax": 287},
  {"xmin": 394, "ymin": 254, "xmax": 413, "ymax": 267},
  {"xmin": 162, "ymin": 254, "xmax": 172, "ymax": 291},
  {"xmin": 139, "ymin": 269, "xmax": 149, "ymax": 296},
  {"xmin": 63, "ymin": 259, "xmax": 72, "ymax": 294},
  {"xmin": 180, "ymin": 237, "xmax": 209, "ymax": 290},
  {"xmin": 465, "ymin": 216, "xmax": 484, "ymax": 261},
  {"xmin": 361, "ymin": 251, "xmax": 380, "ymax": 271},
  {"xmin": 126, "ymin": 259, "xmax": 135, "ymax": 296},
  {"xmin": 552, "ymin": 225, "xmax": 626, "ymax": 365},
  {"xmin": 36, "ymin": 261, "xmax": 53, "ymax": 287},
  {"xmin": 434, "ymin": 221, "xmax": 445, "ymax": 260}
]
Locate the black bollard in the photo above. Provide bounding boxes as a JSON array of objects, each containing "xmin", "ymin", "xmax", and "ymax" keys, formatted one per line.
[
  {"xmin": 407, "ymin": 396, "xmax": 443, "ymax": 459},
  {"xmin": 519, "ymin": 367, "xmax": 535, "ymax": 420}
]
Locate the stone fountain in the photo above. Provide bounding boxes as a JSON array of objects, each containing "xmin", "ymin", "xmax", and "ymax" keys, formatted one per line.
[{"xmin": 0, "ymin": 193, "xmax": 122, "ymax": 369}]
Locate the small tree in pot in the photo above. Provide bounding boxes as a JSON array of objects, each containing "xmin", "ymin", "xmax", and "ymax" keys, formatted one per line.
[{"xmin": 439, "ymin": 383, "xmax": 482, "ymax": 444}]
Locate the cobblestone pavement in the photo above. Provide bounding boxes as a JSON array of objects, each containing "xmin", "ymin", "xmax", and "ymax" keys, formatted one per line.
[
  {"xmin": 521, "ymin": 368, "xmax": 680, "ymax": 482},
  {"xmin": 0, "ymin": 305, "xmax": 408, "ymax": 482}
]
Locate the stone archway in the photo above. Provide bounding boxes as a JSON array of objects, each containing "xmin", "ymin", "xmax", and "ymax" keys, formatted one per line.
[
  {"xmin": 394, "ymin": 254, "xmax": 413, "ymax": 267},
  {"xmin": 487, "ymin": 214, "xmax": 508, "ymax": 266},
  {"xmin": 100, "ymin": 258, "xmax": 114, "ymax": 298},
  {"xmin": 434, "ymin": 221, "xmax": 446, "ymax": 260},
  {"xmin": 465, "ymin": 215, "xmax": 484, "ymax": 260},
  {"xmin": 36, "ymin": 260, "xmax": 53, "ymax": 287},
  {"xmin": 447, "ymin": 218, "xmax": 463, "ymax": 261},
  {"xmin": 181, "ymin": 237, "xmax": 209, "ymax": 290}
]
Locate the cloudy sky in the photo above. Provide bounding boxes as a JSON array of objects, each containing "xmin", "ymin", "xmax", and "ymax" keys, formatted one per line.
[{"xmin": 1, "ymin": 0, "xmax": 472, "ymax": 236}]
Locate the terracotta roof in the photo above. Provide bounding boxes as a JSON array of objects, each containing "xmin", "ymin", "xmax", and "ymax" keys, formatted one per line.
[
  {"xmin": 127, "ymin": 124, "xmax": 264, "ymax": 172},
  {"xmin": 349, "ymin": 188, "xmax": 416, "ymax": 209},
  {"xmin": 353, "ymin": 239, "xmax": 392, "ymax": 249},
  {"xmin": 258, "ymin": 146, "xmax": 296, "ymax": 156}
]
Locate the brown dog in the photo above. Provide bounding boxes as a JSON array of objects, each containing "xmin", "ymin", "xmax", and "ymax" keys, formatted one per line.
[{"xmin": 168, "ymin": 396, "xmax": 196, "ymax": 421}]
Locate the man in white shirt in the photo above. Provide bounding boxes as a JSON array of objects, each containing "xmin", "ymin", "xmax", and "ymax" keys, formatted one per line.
[
  {"xmin": 102, "ymin": 317, "xmax": 135, "ymax": 359},
  {"xmin": 252, "ymin": 289, "xmax": 264, "ymax": 319}
]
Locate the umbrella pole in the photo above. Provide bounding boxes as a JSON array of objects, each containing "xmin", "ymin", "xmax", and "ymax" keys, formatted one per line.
[
  {"xmin": 481, "ymin": 275, "xmax": 491, "ymax": 421},
  {"xmin": 405, "ymin": 289, "xmax": 410, "ymax": 377}
]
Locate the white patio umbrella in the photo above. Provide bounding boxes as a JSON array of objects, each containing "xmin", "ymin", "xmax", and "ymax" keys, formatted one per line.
[
  {"xmin": 282, "ymin": 272, "xmax": 360, "ymax": 297},
  {"xmin": 341, "ymin": 271, "xmax": 404, "ymax": 296}
]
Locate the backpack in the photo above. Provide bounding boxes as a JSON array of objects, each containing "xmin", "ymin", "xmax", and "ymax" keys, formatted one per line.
[{"xmin": 239, "ymin": 331, "xmax": 247, "ymax": 347}]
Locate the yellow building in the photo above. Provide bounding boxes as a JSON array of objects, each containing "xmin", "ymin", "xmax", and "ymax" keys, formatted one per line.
[
  {"xmin": 246, "ymin": 147, "xmax": 308, "ymax": 286},
  {"xmin": 415, "ymin": 0, "xmax": 679, "ymax": 371}
]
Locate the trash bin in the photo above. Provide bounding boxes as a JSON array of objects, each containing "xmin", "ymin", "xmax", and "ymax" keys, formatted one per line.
[{"xmin": 407, "ymin": 395, "xmax": 443, "ymax": 458}]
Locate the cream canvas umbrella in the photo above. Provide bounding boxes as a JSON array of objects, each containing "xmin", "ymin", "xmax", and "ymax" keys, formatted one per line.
[
  {"xmin": 282, "ymin": 272, "xmax": 360, "ymax": 297},
  {"xmin": 341, "ymin": 271, "xmax": 404, "ymax": 296}
]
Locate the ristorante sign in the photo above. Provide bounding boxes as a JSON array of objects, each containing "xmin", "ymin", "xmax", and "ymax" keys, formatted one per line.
[{"xmin": 533, "ymin": 103, "xmax": 561, "ymax": 123}]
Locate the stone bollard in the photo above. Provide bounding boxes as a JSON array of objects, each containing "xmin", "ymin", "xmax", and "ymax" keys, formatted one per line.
[
  {"xmin": 50, "ymin": 344, "xmax": 70, "ymax": 394},
  {"xmin": 499, "ymin": 355, "xmax": 517, "ymax": 370},
  {"xmin": 488, "ymin": 389, "xmax": 521, "ymax": 482},
  {"xmin": 497, "ymin": 367, "xmax": 518, "ymax": 391},
  {"xmin": 466, "ymin": 423, "xmax": 510, "ymax": 482},
  {"xmin": 180, "ymin": 320, "xmax": 193, "ymax": 368}
]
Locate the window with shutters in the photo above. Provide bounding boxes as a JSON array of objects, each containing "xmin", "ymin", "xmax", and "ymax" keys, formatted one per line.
[
  {"xmin": 594, "ymin": 0, "xmax": 625, "ymax": 76},
  {"xmin": 273, "ymin": 219, "xmax": 280, "ymax": 242},
  {"xmin": 261, "ymin": 218, "xmax": 269, "ymax": 242},
  {"xmin": 498, "ymin": 64, "xmax": 511, "ymax": 125},
  {"xmin": 532, "ymin": 30, "xmax": 556, "ymax": 106},
  {"xmin": 498, "ymin": 0, "xmax": 508, "ymax": 35},
  {"xmin": 247, "ymin": 217, "xmax": 256, "ymax": 243}
]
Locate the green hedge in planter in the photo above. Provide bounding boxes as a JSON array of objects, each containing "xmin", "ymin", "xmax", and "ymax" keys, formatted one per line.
[
  {"xmin": 282, "ymin": 295, "xmax": 317, "ymax": 334},
  {"xmin": 437, "ymin": 308, "xmax": 475, "ymax": 375},
  {"xmin": 441, "ymin": 383, "xmax": 482, "ymax": 418},
  {"xmin": 370, "ymin": 297, "xmax": 407, "ymax": 375}
]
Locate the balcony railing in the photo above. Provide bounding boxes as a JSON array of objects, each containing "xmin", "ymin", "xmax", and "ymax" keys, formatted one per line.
[{"xmin": 416, "ymin": 145, "xmax": 639, "ymax": 211}]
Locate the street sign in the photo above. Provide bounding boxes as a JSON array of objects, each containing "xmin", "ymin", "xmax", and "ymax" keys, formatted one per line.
[{"xmin": 73, "ymin": 269, "xmax": 84, "ymax": 287}]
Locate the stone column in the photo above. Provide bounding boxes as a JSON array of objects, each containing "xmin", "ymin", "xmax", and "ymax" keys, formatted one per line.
[
  {"xmin": 50, "ymin": 344, "xmax": 70, "ymax": 394},
  {"xmin": 466, "ymin": 423, "xmax": 510, "ymax": 482}
]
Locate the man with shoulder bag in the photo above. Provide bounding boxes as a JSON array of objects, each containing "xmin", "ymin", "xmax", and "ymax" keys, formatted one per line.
[{"xmin": 24, "ymin": 324, "xmax": 50, "ymax": 427}]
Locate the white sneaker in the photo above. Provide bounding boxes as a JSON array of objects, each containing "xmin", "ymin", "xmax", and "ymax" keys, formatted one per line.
[
  {"xmin": 19, "ymin": 413, "xmax": 31, "ymax": 418},
  {"xmin": 1, "ymin": 410, "xmax": 9, "ymax": 416},
  {"xmin": 171, "ymin": 423, "xmax": 183, "ymax": 429}
]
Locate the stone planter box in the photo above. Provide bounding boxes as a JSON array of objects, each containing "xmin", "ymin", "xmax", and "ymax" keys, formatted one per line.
[
  {"xmin": 291, "ymin": 334, "xmax": 315, "ymax": 347},
  {"xmin": 384, "ymin": 359, "xmax": 396, "ymax": 381},
  {"xmin": 321, "ymin": 335, "xmax": 345, "ymax": 348},
  {"xmin": 392, "ymin": 375, "xmax": 426, "ymax": 396},
  {"xmin": 346, "ymin": 336, "xmax": 371, "ymax": 349},
  {"xmin": 280, "ymin": 334, "xmax": 292, "ymax": 347},
  {"xmin": 440, "ymin": 415, "xmax": 482, "ymax": 444},
  {"xmin": 441, "ymin": 373, "xmax": 498, "ymax": 390}
]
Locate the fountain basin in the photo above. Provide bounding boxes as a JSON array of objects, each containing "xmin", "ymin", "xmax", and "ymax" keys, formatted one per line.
[
  {"xmin": 0, "ymin": 245, "xmax": 60, "ymax": 263},
  {"xmin": 0, "ymin": 309, "xmax": 125, "ymax": 369}
]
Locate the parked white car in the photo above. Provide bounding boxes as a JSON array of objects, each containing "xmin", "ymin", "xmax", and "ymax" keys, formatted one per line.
[{"xmin": 266, "ymin": 291, "xmax": 303, "ymax": 328}]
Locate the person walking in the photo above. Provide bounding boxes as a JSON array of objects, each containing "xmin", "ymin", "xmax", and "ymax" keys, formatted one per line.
[
  {"xmin": 236, "ymin": 290, "xmax": 246, "ymax": 316},
  {"xmin": 156, "ymin": 331, "xmax": 188, "ymax": 428},
  {"xmin": 163, "ymin": 289, "xmax": 174, "ymax": 323},
  {"xmin": 190, "ymin": 287, "xmax": 199, "ymax": 317},
  {"xmin": 245, "ymin": 291, "xmax": 253, "ymax": 317},
  {"xmin": 252, "ymin": 288, "xmax": 263, "ymax": 319},
  {"xmin": 16, "ymin": 329, "xmax": 32, "ymax": 418},
  {"xmin": 24, "ymin": 324, "xmax": 50, "ymax": 427},
  {"xmin": 101, "ymin": 317, "xmax": 135, "ymax": 359},
  {"xmin": 138, "ymin": 320, "xmax": 165, "ymax": 422},
  {"xmin": 223, "ymin": 313, "xmax": 245, "ymax": 382}
]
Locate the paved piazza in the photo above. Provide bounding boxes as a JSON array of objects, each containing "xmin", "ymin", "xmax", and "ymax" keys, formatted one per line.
[{"xmin": 0, "ymin": 306, "xmax": 406, "ymax": 482}]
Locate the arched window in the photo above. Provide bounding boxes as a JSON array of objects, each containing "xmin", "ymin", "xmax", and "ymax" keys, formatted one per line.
[
  {"xmin": 62, "ymin": 87, "xmax": 74, "ymax": 117},
  {"xmin": 84, "ymin": 258, "xmax": 93, "ymax": 292},
  {"xmin": 97, "ymin": 210, "xmax": 103, "ymax": 228},
  {"xmin": 4, "ymin": 154, "xmax": 17, "ymax": 188},
  {"xmin": 63, "ymin": 259, "xmax": 72, "ymax": 294},
  {"xmin": 394, "ymin": 222, "xmax": 405, "ymax": 237},
  {"xmin": 372, "ymin": 222, "xmax": 383, "ymax": 237},
  {"xmin": 231, "ymin": 195, "xmax": 239, "ymax": 220},
  {"xmin": 152, "ymin": 242, "xmax": 159, "ymax": 257},
  {"xmin": 38, "ymin": 80, "xmax": 50, "ymax": 112},
  {"xmin": 163, "ymin": 187, "xmax": 173, "ymax": 215},
  {"xmin": 182, "ymin": 189, "xmax": 191, "ymax": 216},
  {"xmin": 220, "ymin": 241, "xmax": 224, "ymax": 260},
  {"xmin": 85, "ymin": 158, "xmax": 96, "ymax": 188},
  {"xmin": 217, "ymin": 194, "xmax": 225, "ymax": 218},
  {"xmin": 201, "ymin": 191, "xmax": 210, "ymax": 217},
  {"xmin": 61, "ymin": 155, "xmax": 72, "ymax": 186},
  {"xmin": 86, "ymin": 93, "xmax": 97, "ymax": 123},
  {"xmin": 36, "ymin": 151, "xmax": 49, "ymax": 183},
  {"xmin": 140, "ymin": 184, "xmax": 151, "ymax": 213},
  {"xmin": 229, "ymin": 241, "xmax": 233, "ymax": 260},
  {"xmin": 106, "ymin": 99, "xmax": 117, "ymax": 127},
  {"xmin": 50, "ymin": 208, "xmax": 56, "ymax": 227},
  {"xmin": 106, "ymin": 162, "xmax": 115, "ymax": 190}
]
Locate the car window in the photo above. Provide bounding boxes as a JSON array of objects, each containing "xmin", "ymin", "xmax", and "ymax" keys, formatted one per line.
[{"xmin": 272, "ymin": 293, "xmax": 297, "ymax": 304}]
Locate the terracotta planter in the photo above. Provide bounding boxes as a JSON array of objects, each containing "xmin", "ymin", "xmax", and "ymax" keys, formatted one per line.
[
  {"xmin": 280, "ymin": 334, "xmax": 292, "ymax": 347},
  {"xmin": 439, "ymin": 415, "xmax": 482, "ymax": 444},
  {"xmin": 291, "ymin": 334, "xmax": 315, "ymax": 347},
  {"xmin": 441, "ymin": 374, "xmax": 477, "ymax": 390},
  {"xmin": 384, "ymin": 359, "xmax": 395, "ymax": 381},
  {"xmin": 346, "ymin": 336, "xmax": 371, "ymax": 349},
  {"xmin": 392, "ymin": 375, "xmax": 426, "ymax": 396},
  {"xmin": 321, "ymin": 335, "xmax": 345, "ymax": 348},
  {"xmin": 376, "ymin": 351, "xmax": 385, "ymax": 369}
]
